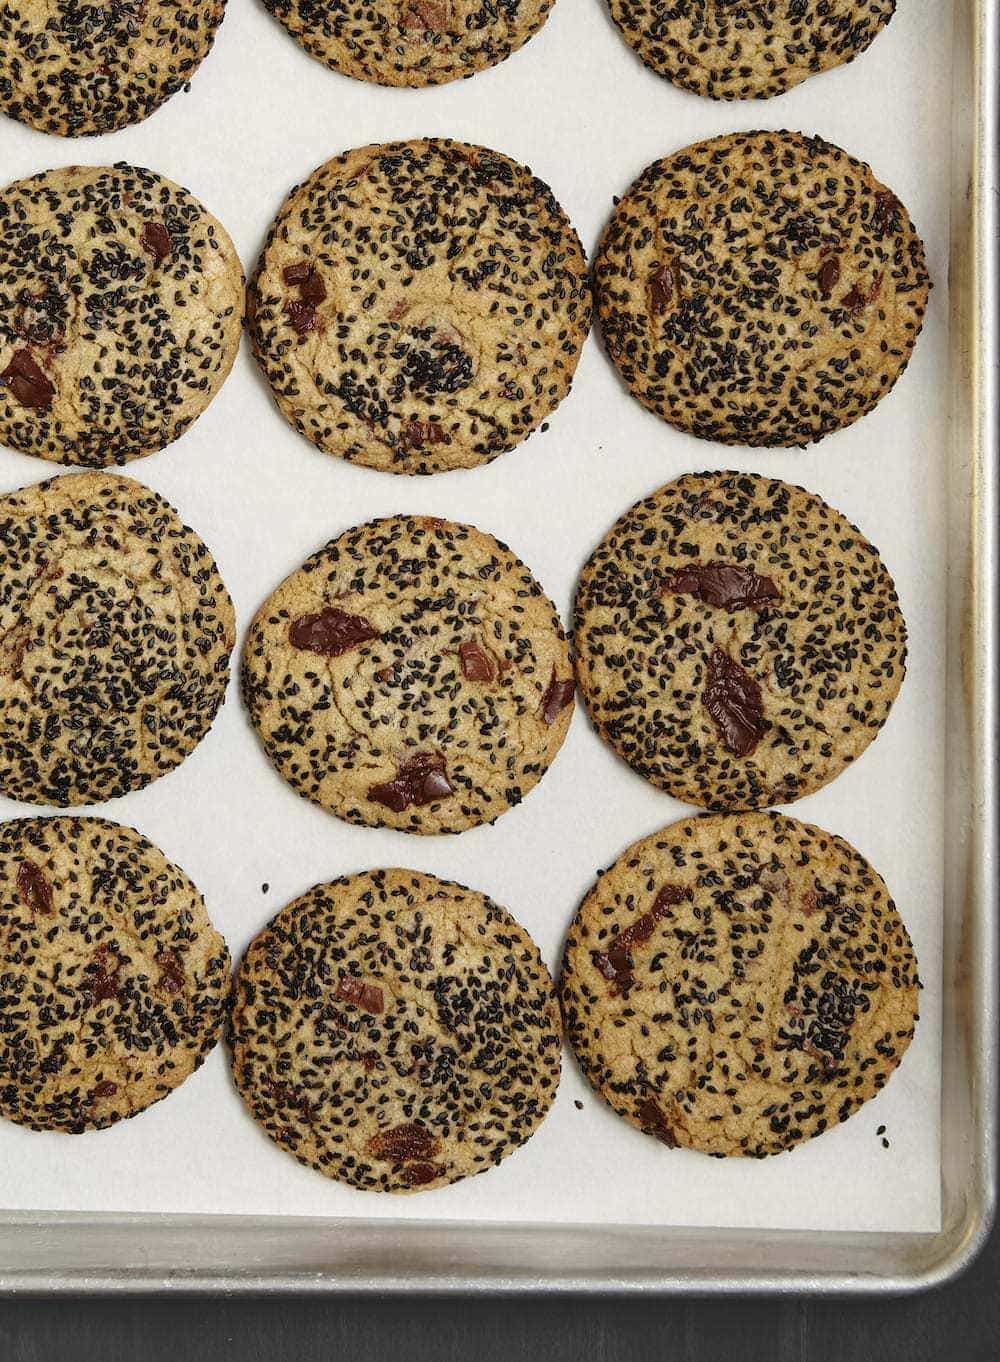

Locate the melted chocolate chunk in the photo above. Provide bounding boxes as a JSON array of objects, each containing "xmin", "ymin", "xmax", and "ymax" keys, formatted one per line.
[
  {"xmin": 265, "ymin": 1076, "xmax": 312, "ymax": 1116},
  {"xmin": 87, "ymin": 1080, "xmax": 119, "ymax": 1103},
  {"xmin": 649, "ymin": 262, "xmax": 677, "ymax": 315},
  {"xmin": 401, "ymin": 420, "xmax": 446, "ymax": 449},
  {"xmin": 85, "ymin": 947, "xmax": 122, "ymax": 1004},
  {"xmin": 335, "ymin": 974, "xmax": 385, "ymax": 1014},
  {"xmin": 402, "ymin": 0, "xmax": 449, "ymax": 29},
  {"xmin": 591, "ymin": 885, "xmax": 685, "ymax": 996},
  {"xmin": 703, "ymin": 647, "xmax": 767, "ymax": 758},
  {"xmin": 15, "ymin": 286, "xmax": 64, "ymax": 346},
  {"xmin": 367, "ymin": 1121, "xmax": 440, "ymax": 1162},
  {"xmin": 459, "ymin": 639, "xmax": 495, "ymax": 682},
  {"xmin": 286, "ymin": 300, "xmax": 317, "ymax": 335},
  {"xmin": 403, "ymin": 1161, "xmax": 444, "ymax": 1186},
  {"xmin": 289, "ymin": 606, "xmax": 379, "ymax": 656},
  {"xmin": 539, "ymin": 669, "xmax": 574, "ymax": 724},
  {"xmin": 282, "ymin": 261, "xmax": 313, "ymax": 284},
  {"xmin": 872, "ymin": 191, "xmax": 899, "ymax": 239},
  {"xmin": 156, "ymin": 949, "xmax": 185, "ymax": 995},
  {"xmin": 368, "ymin": 751, "xmax": 453, "ymax": 812},
  {"xmin": 661, "ymin": 562, "xmax": 779, "ymax": 611},
  {"xmin": 16, "ymin": 860, "xmax": 54, "ymax": 916},
  {"xmin": 299, "ymin": 272, "xmax": 327, "ymax": 307},
  {"xmin": 817, "ymin": 256, "xmax": 841, "ymax": 299},
  {"xmin": 140, "ymin": 221, "xmax": 172, "ymax": 262},
  {"xmin": 2, "ymin": 349, "xmax": 55, "ymax": 407},
  {"xmin": 637, "ymin": 1098, "xmax": 679, "ymax": 1148}
]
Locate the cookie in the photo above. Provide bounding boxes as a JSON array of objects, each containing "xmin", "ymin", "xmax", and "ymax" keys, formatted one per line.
[
  {"xmin": 608, "ymin": 1, "xmax": 895, "ymax": 101},
  {"xmin": 263, "ymin": 0, "xmax": 553, "ymax": 88},
  {"xmin": 248, "ymin": 139, "xmax": 591, "ymax": 474},
  {"xmin": 0, "ymin": 0, "xmax": 226, "ymax": 137},
  {"xmin": 243, "ymin": 514, "xmax": 574, "ymax": 834},
  {"xmin": 0, "ymin": 164, "xmax": 244, "ymax": 468},
  {"xmin": 595, "ymin": 130, "xmax": 929, "ymax": 447},
  {"xmin": 230, "ymin": 868, "xmax": 561, "ymax": 1192},
  {"xmin": 0, "ymin": 816, "xmax": 230, "ymax": 1134},
  {"xmin": 574, "ymin": 470, "xmax": 906, "ymax": 810},
  {"xmin": 560, "ymin": 811, "xmax": 919, "ymax": 1158},
  {"xmin": 0, "ymin": 472, "xmax": 235, "ymax": 807}
]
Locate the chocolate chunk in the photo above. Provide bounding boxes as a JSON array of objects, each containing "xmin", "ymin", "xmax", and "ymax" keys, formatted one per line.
[
  {"xmin": 817, "ymin": 256, "xmax": 841, "ymax": 300},
  {"xmin": 16, "ymin": 860, "xmax": 54, "ymax": 916},
  {"xmin": 872, "ymin": 191, "xmax": 898, "ymax": 239},
  {"xmin": 401, "ymin": 420, "xmax": 446, "ymax": 449},
  {"xmin": 801, "ymin": 890, "xmax": 818, "ymax": 917},
  {"xmin": 15, "ymin": 286, "xmax": 64, "ymax": 346},
  {"xmin": 661, "ymin": 562, "xmax": 779, "ymax": 611},
  {"xmin": 703, "ymin": 647, "xmax": 767, "ymax": 758},
  {"xmin": 591, "ymin": 885, "xmax": 685, "ymax": 996},
  {"xmin": 264, "ymin": 1075, "xmax": 312, "ymax": 1116},
  {"xmin": 140, "ymin": 221, "xmax": 172, "ymax": 262},
  {"xmin": 2, "ymin": 349, "xmax": 55, "ymax": 408},
  {"xmin": 156, "ymin": 949, "xmax": 185, "ymax": 995},
  {"xmin": 299, "ymin": 271, "xmax": 327, "ymax": 307},
  {"xmin": 649, "ymin": 262, "xmax": 676, "ymax": 315},
  {"xmin": 367, "ymin": 1121, "xmax": 440, "ymax": 1162},
  {"xmin": 368, "ymin": 751, "xmax": 453, "ymax": 812},
  {"xmin": 286, "ymin": 300, "xmax": 317, "ymax": 334},
  {"xmin": 85, "ymin": 947, "xmax": 122, "ymax": 1003},
  {"xmin": 637, "ymin": 1098, "xmax": 679, "ymax": 1148},
  {"xmin": 403, "ymin": 1161, "xmax": 444, "ymax": 1186},
  {"xmin": 539, "ymin": 668, "xmax": 574, "ymax": 724},
  {"xmin": 87, "ymin": 1080, "xmax": 119, "ymax": 1103},
  {"xmin": 289, "ymin": 606, "xmax": 379, "ymax": 656},
  {"xmin": 459, "ymin": 639, "xmax": 495, "ymax": 683},
  {"xmin": 282, "ymin": 261, "xmax": 313, "ymax": 284},
  {"xmin": 335, "ymin": 974, "xmax": 385, "ymax": 1014},
  {"xmin": 402, "ymin": 0, "xmax": 449, "ymax": 29}
]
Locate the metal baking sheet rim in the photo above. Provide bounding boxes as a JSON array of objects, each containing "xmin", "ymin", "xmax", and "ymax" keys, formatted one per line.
[{"xmin": 0, "ymin": 0, "xmax": 995, "ymax": 1297}]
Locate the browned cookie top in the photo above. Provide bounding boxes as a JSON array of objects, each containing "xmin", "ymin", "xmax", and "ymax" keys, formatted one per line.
[
  {"xmin": 230, "ymin": 868, "xmax": 562, "ymax": 1192},
  {"xmin": 607, "ymin": 1, "xmax": 896, "ymax": 101},
  {"xmin": 242, "ymin": 514, "xmax": 574, "ymax": 834},
  {"xmin": 248, "ymin": 139, "xmax": 591, "ymax": 474},
  {"xmin": 560, "ymin": 811, "xmax": 920, "ymax": 1158},
  {"xmin": 595, "ymin": 130, "xmax": 929, "ymax": 448},
  {"xmin": 574, "ymin": 471, "xmax": 906, "ymax": 811},
  {"xmin": 0, "ymin": 816, "xmax": 230, "ymax": 1134}
]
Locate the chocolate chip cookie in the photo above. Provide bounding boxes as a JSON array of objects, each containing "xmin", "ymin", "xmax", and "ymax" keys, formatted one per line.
[
  {"xmin": 608, "ymin": 2, "xmax": 895, "ymax": 101},
  {"xmin": 0, "ymin": 815, "xmax": 230, "ymax": 1134},
  {"xmin": 560, "ymin": 810, "xmax": 919, "ymax": 1158},
  {"xmin": 230, "ymin": 868, "xmax": 561, "ymax": 1192},
  {"xmin": 574, "ymin": 471, "xmax": 906, "ymax": 810},
  {"xmin": 0, "ymin": 0, "xmax": 226, "ymax": 137},
  {"xmin": 1, "ymin": 164, "xmax": 243, "ymax": 468},
  {"xmin": 262, "ymin": 0, "xmax": 554, "ymax": 88},
  {"xmin": 243, "ymin": 515, "xmax": 574, "ymax": 834},
  {"xmin": 248, "ymin": 139, "xmax": 590, "ymax": 474},
  {"xmin": 0, "ymin": 472, "xmax": 235, "ymax": 807},
  {"xmin": 595, "ymin": 130, "xmax": 929, "ymax": 447}
]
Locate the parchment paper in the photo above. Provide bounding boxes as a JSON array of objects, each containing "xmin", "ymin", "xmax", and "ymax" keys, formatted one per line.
[{"xmin": 0, "ymin": 0, "xmax": 949, "ymax": 1232}]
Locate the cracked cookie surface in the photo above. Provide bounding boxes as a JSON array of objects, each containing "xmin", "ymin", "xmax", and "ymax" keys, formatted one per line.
[
  {"xmin": 0, "ymin": 164, "xmax": 243, "ymax": 468},
  {"xmin": 242, "ymin": 514, "xmax": 574, "ymax": 834},
  {"xmin": 608, "ymin": 1, "xmax": 895, "ymax": 101},
  {"xmin": 0, "ymin": 815, "xmax": 230, "ymax": 1134},
  {"xmin": 230, "ymin": 867, "xmax": 561, "ymax": 1192},
  {"xmin": 595, "ymin": 130, "xmax": 928, "ymax": 447},
  {"xmin": 560, "ymin": 811, "xmax": 919, "ymax": 1157},
  {"xmin": 248, "ymin": 139, "xmax": 590, "ymax": 474},
  {"xmin": 0, "ymin": 471, "xmax": 235, "ymax": 807},
  {"xmin": 0, "ymin": 0, "xmax": 227, "ymax": 137},
  {"xmin": 263, "ymin": 0, "xmax": 553, "ymax": 88},
  {"xmin": 574, "ymin": 470, "xmax": 906, "ymax": 811}
]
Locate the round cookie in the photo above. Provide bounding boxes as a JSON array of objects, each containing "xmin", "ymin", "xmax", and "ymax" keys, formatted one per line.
[
  {"xmin": 574, "ymin": 470, "xmax": 906, "ymax": 811},
  {"xmin": 607, "ymin": 1, "xmax": 895, "ymax": 101},
  {"xmin": 0, "ymin": 816, "xmax": 231, "ymax": 1134},
  {"xmin": 0, "ymin": 471, "xmax": 235, "ymax": 807},
  {"xmin": 595, "ymin": 130, "xmax": 929, "ymax": 447},
  {"xmin": 242, "ymin": 515, "xmax": 574, "ymax": 834},
  {"xmin": 0, "ymin": 0, "xmax": 226, "ymax": 137},
  {"xmin": 230, "ymin": 868, "xmax": 561, "ymax": 1192},
  {"xmin": 560, "ymin": 811, "xmax": 920, "ymax": 1158},
  {"xmin": 248, "ymin": 139, "xmax": 591, "ymax": 474},
  {"xmin": 0, "ymin": 164, "xmax": 244, "ymax": 468},
  {"xmin": 263, "ymin": 0, "xmax": 553, "ymax": 88}
]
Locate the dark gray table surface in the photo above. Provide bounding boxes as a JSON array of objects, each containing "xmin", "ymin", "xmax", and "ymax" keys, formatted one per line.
[{"xmin": 1, "ymin": 1215, "xmax": 997, "ymax": 1361}]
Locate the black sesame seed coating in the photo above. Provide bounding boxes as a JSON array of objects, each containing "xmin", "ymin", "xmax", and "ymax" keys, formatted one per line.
[
  {"xmin": 0, "ymin": 164, "xmax": 244, "ymax": 468},
  {"xmin": 248, "ymin": 139, "xmax": 591, "ymax": 475},
  {"xmin": 560, "ymin": 810, "xmax": 920, "ymax": 1158},
  {"xmin": 595, "ymin": 130, "xmax": 929, "ymax": 448},
  {"xmin": 608, "ymin": 1, "xmax": 895, "ymax": 101},
  {"xmin": 263, "ymin": 0, "xmax": 553, "ymax": 89},
  {"xmin": 242, "ymin": 514, "xmax": 574, "ymax": 834},
  {"xmin": 0, "ymin": 815, "xmax": 230, "ymax": 1135},
  {"xmin": 574, "ymin": 470, "xmax": 906, "ymax": 811},
  {"xmin": 229, "ymin": 868, "xmax": 562, "ymax": 1193},
  {"xmin": 0, "ymin": 471, "xmax": 235, "ymax": 808},
  {"xmin": 0, "ymin": 0, "xmax": 227, "ymax": 137}
]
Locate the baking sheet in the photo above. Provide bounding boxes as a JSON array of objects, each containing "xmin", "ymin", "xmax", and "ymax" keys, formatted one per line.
[{"xmin": 0, "ymin": 0, "xmax": 948, "ymax": 1233}]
